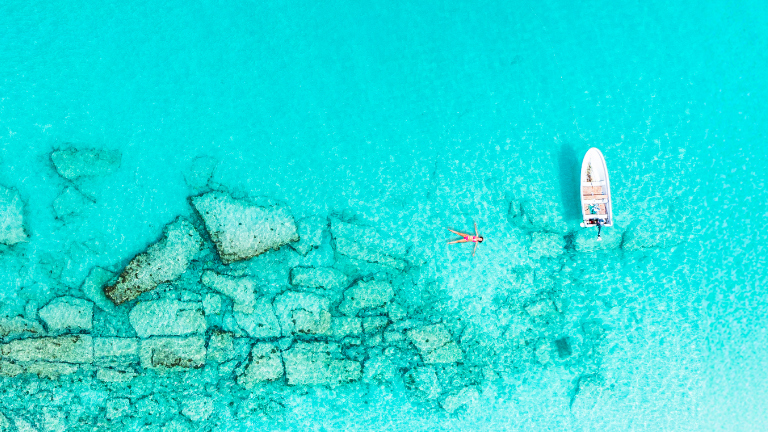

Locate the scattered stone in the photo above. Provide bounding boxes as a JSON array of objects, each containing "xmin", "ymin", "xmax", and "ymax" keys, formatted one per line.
[
  {"xmin": 331, "ymin": 317, "xmax": 362, "ymax": 338},
  {"xmin": 93, "ymin": 337, "xmax": 139, "ymax": 366},
  {"xmin": 528, "ymin": 232, "xmax": 566, "ymax": 260},
  {"xmin": 1, "ymin": 335, "xmax": 93, "ymax": 363},
  {"xmin": 53, "ymin": 186, "xmax": 93, "ymax": 219},
  {"xmin": 338, "ymin": 280, "xmax": 395, "ymax": 317},
  {"xmin": 0, "ymin": 317, "xmax": 44, "ymax": 342},
  {"xmin": 104, "ymin": 217, "xmax": 203, "ymax": 305},
  {"xmin": 129, "ymin": 300, "xmax": 206, "ymax": 338},
  {"xmin": 184, "ymin": 156, "xmax": 218, "ymax": 191},
  {"xmin": 38, "ymin": 296, "xmax": 93, "ymax": 333},
  {"xmin": 331, "ymin": 220, "xmax": 408, "ymax": 270},
  {"xmin": 404, "ymin": 366, "xmax": 442, "ymax": 400},
  {"xmin": 440, "ymin": 386, "xmax": 479, "ymax": 413},
  {"xmin": 201, "ymin": 271, "xmax": 257, "ymax": 313},
  {"xmin": 387, "ymin": 303, "xmax": 407, "ymax": 321},
  {"xmin": 525, "ymin": 299, "xmax": 558, "ymax": 318},
  {"xmin": 238, "ymin": 343, "xmax": 284, "ymax": 388},
  {"xmin": 273, "ymin": 291, "xmax": 331, "ymax": 336},
  {"xmin": 362, "ymin": 316, "xmax": 389, "ymax": 334},
  {"xmin": 190, "ymin": 192, "xmax": 299, "ymax": 264},
  {"xmin": 291, "ymin": 216, "xmax": 326, "ymax": 255},
  {"xmin": 573, "ymin": 227, "xmax": 622, "ymax": 252},
  {"xmin": 508, "ymin": 198, "xmax": 568, "ymax": 234},
  {"xmin": 363, "ymin": 354, "xmax": 396, "ymax": 383},
  {"xmin": 234, "ymin": 298, "xmax": 281, "ymax": 339},
  {"xmin": 106, "ymin": 398, "xmax": 131, "ymax": 420},
  {"xmin": 50, "ymin": 147, "xmax": 121, "ymax": 180},
  {"xmin": 0, "ymin": 185, "xmax": 27, "ymax": 245},
  {"xmin": 534, "ymin": 339, "xmax": 554, "ymax": 365},
  {"xmin": 202, "ymin": 293, "xmax": 223, "ymax": 316},
  {"xmin": 81, "ymin": 267, "xmax": 118, "ymax": 314},
  {"xmin": 207, "ymin": 331, "xmax": 234, "ymax": 363},
  {"xmin": 96, "ymin": 368, "xmax": 137, "ymax": 383},
  {"xmin": 0, "ymin": 360, "xmax": 24, "ymax": 377},
  {"xmin": 26, "ymin": 362, "xmax": 79, "ymax": 379},
  {"xmin": 283, "ymin": 342, "xmax": 361, "ymax": 386},
  {"xmin": 139, "ymin": 336, "xmax": 206, "ymax": 371},
  {"xmin": 406, "ymin": 324, "xmax": 463, "ymax": 364},
  {"xmin": 289, "ymin": 267, "xmax": 349, "ymax": 290},
  {"xmin": 181, "ymin": 396, "xmax": 214, "ymax": 422}
]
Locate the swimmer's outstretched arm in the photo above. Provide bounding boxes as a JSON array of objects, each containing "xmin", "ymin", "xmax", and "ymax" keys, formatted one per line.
[
  {"xmin": 474, "ymin": 221, "xmax": 478, "ymax": 237},
  {"xmin": 473, "ymin": 242, "xmax": 478, "ymax": 256}
]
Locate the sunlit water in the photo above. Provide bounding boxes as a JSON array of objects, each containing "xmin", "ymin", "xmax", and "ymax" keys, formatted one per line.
[{"xmin": 0, "ymin": 0, "xmax": 766, "ymax": 430}]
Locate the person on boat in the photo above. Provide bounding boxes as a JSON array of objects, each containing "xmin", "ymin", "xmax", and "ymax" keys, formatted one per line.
[{"xmin": 446, "ymin": 222, "xmax": 484, "ymax": 257}]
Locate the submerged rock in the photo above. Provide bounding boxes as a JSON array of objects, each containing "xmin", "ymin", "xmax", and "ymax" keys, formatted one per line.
[
  {"xmin": 0, "ymin": 185, "xmax": 27, "ymax": 245},
  {"xmin": 201, "ymin": 271, "xmax": 257, "ymax": 313},
  {"xmin": 50, "ymin": 147, "xmax": 121, "ymax": 180},
  {"xmin": 330, "ymin": 317, "xmax": 363, "ymax": 338},
  {"xmin": 440, "ymin": 386, "xmax": 479, "ymax": 413},
  {"xmin": 331, "ymin": 220, "xmax": 409, "ymax": 270},
  {"xmin": 234, "ymin": 297, "xmax": 282, "ymax": 339},
  {"xmin": 291, "ymin": 216, "xmax": 327, "ymax": 256},
  {"xmin": 184, "ymin": 156, "xmax": 218, "ymax": 192},
  {"xmin": 81, "ymin": 267, "xmax": 118, "ymax": 314},
  {"xmin": 190, "ymin": 192, "xmax": 299, "ymax": 264},
  {"xmin": 206, "ymin": 331, "xmax": 234, "ymax": 363},
  {"xmin": 139, "ymin": 336, "xmax": 206, "ymax": 371},
  {"xmin": 289, "ymin": 267, "xmax": 349, "ymax": 291},
  {"xmin": 238, "ymin": 343, "xmax": 284, "ymax": 388},
  {"xmin": 283, "ymin": 342, "xmax": 361, "ymax": 386},
  {"xmin": 406, "ymin": 324, "xmax": 463, "ymax": 364},
  {"xmin": 181, "ymin": 396, "xmax": 214, "ymax": 422},
  {"xmin": 273, "ymin": 291, "xmax": 331, "ymax": 336},
  {"xmin": 0, "ymin": 317, "xmax": 44, "ymax": 342},
  {"xmin": 404, "ymin": 366, "xmax": 442, "ymax": 400},
  {"xmin": 104, "ymin": 217, "xmax": 203, "ymax": 305},
  {"xmin": 94, "ymin": 337, "xmax": 139, "ymax": 367},
  {"xmin": 38, "ymin": 296, "xmax": 93, "ymax": 333},
  {"xmin": 338, "ymin": 280, "xmax": 395, "ymax": 317},
  {"xmin": 1, "ymin": 335, "xmax": 93, "ymax": 363},
  {"xmin": 53, "ymin": 186, "xmax": 93, "ymax": 219},
  {"xmin": 26, "ymin": 362, "xmax": 79, "ymax": 379},
  {"xmin": 129, "ymin": 300, "xmax": 206, "ymax": 338},
  {"xmin": 106, "ymin": 398, "xmax": 131, "ymax": 421}
]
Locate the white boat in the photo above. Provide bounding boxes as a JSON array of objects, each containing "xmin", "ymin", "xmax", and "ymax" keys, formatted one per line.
[{"xmin": 579, "ymin": 148, "xmax": 613, "ymax": 239}]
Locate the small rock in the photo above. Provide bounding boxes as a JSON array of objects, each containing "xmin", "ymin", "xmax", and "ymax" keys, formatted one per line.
[
  {"xmin": 525, "ymin": 299, "xmax": 558, "ymax": 318},
  {"xmin": 362, "ymin": 316, "xmax": 389, "ymax": 334},
  {"xmin": 0, "ymin": 185, "xmax": 27, "ymax": 245},
  {"xmin": 184, "ymin": 156, "xmax": 218, "ymax": 191},
  {"xmin": 181, "ymin": 396, "xmax": 214, "ymax": 422},
  {"xmin": 96, "ymin": 368, "xmax": 137, "ymax": 383},
  {"xmin": 331, "ymin": 220, "xmax": 408, "ymax": 270},
  {"xmin": 207, "ymin": 331, "xmax": 234, "ymax": 363},
  {"xmin": 104, "ymin": 217, "xmax": 203, "ymax": 305},
  {"xmin": 534, "ymin": 339, "xmax": 554, "ymax": 365},
  {"xmin": 1, "ymin": 335, "xmax": 93, "ymax": 363},
  {"xmin": 0, "ymin": 360, "xmax": 24, "ymax": 377},
  {"xmin": 237, "ymin": 343, "xmax": 284, "ymax": 388},
  {"xmin": 331, "ymin": 317, "xmax": 362, "ymax": 338},
  {"xmin": 129, "ymin": 300, "xmax": 206, "ymax": 338},
  {"xmin": 139, "ymin": 336, "xmax": 206, "ymax": 371},
  {"xmin": 387, "ymin": 303, "xmax": 407, "ymax": 321},
  {"xmin": 93, "ymin": 337, "xmax": 139, "ymax": 366},
  {"xmin": 40, "ymin": 407, "xmax": 67, "ymax": 432},
  {"xmin": 338, "ymin": 280, "xmax": 394, "ymax": 317},
  {"xmin": 404, "ymin": 366, "xmax": 442, "ymax": 400},
  {"xmin": 202, "ymin": 293, "xmax": 223, "ymax": 316},
  {"xmin": 190, "ymin": 192, "xmax": 299, "ymax": 264},
  {"xmin": 81, "ymin": 267, "xmax": 117, "ymax": 314},
  {"xmin": 50, "ymin": 147, "xmax": 121, "ymax": 180},
  {"xmin": 38, "ymin": 296, "xmax": 93, "ymax": 333},
  {"xmin": 106, "ymin": 398, "xmax": 131, "ymax": 420},
  {"xmin": 201, "ymin": 271, "xmax": 257, "ymax": 313},
  {"xmin": 283, "ymin": 342, "xmax": 361, "ymax": 386},
  {"xmin": 53, "ymin": 186, "xmax": 93, "ymax": 219},
  {"xmin": 440, "ymin": 386, "xmax": 479, "ymax": 413},
  {"xmin": 273, "ymin": 291, "xmax": 331, "ymax": 336},
  {"xmin": 289, "ymin": 267, "xmax": 349, "ymax": 291},
  {"xmin": 291, "ymin": 216, "xmax": 327, "ymax": 255},
  {"xmin": 528, "ymin": 232, "xmax": 566, "ymax": 260},
  {"xmin": 233, "ymin": 298, "xmax": 281, "ymax": 339},
  {"xmin": 0, "ymin": 317, "xmax": 44, "ymax": 342},
  {"xmin": 406, "ymin": 324, "xmax": 463, "ymax": 364}
]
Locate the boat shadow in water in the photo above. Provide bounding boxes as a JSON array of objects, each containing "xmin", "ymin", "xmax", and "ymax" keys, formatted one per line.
[{"xmin": 557, "ymin": 141, "xmax": 582, "ymax": 223}]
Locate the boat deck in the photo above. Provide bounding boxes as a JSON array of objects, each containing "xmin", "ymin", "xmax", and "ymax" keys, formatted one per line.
[{"xmin": 582, "ymin": 183, "xmax": 608, "ymax": 223}]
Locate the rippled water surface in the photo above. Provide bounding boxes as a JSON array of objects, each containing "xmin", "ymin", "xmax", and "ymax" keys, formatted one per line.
[{"xmin": 0, "ymin": 1, "xmax": 766, "ymax": 430}]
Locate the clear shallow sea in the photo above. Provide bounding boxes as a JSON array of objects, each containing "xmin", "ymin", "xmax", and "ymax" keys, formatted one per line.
[{"xmin": 0, "ymin": 0, "xmax": 766, "ymax": 430}]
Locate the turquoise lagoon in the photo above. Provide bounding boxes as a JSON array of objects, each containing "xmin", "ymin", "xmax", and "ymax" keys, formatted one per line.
[{"xmin": 0, "ymin": 0, "xmax": 766, "ymax": 430}]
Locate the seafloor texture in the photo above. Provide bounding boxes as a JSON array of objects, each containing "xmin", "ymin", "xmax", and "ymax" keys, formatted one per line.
[{"xmin": 0, "ymin": 0, "xmax": 766, "ymax": 431}]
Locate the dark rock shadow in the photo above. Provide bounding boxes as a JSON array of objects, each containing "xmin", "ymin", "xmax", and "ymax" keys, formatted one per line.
[{"xmin": 558, "ymin": 142, "xmax": 581, "ymax": 223}]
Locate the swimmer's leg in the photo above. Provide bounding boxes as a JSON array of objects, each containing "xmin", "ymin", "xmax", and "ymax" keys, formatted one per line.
[{"xmin": 446, "ymin": 228, "xmax": 469, "ymax": 237}]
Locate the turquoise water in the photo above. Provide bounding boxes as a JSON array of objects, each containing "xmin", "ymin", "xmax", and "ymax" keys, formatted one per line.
[{"xmin": 0, "ymin": 0, "xmax": 766, "ymax": 430}]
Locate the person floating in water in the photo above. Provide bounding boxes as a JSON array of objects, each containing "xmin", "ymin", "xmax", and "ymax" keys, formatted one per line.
[{"xmin": 446, "ymin": 222, "xmax": 484, "ymax": 257}]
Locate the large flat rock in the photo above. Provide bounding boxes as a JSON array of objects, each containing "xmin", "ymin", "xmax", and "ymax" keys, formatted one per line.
[
  {"xmin": 38, "ymin": 296, "xmax": 93, "ymax": 333},
  {"xmin": 338, "ymin": 280, "xmax": 395, "ymax": 317},
  {"xmin": 283, "ymin": 342, "xmax": 361, "ymax": 386},
  {"xmin": 190, "ymin": 192, "xmax": 299, "ymax": 264},
  {"xmin": 1, "ymin": 335, "xmax": 93, "ymax": 363},
  {"xmin": 104, "ymin": 217, "xmax": 203, "ymax": 305},
  {"xmin": 50, "ymin": 147, "xmax": 121, "ymax": 180},
  {"xmin": 406, "ymin": 324, "xmax": 463, "ymax": 364},
  {"xmin": 237, "ymin": 343, "xmax": 284, "ymax": 389},
  {"xmin": 129, "ymin": 300, "xmax": 206, "ymax": 338},
  {"xmin": 139, "ymin": 336, "xmax": 206, "ymax": 371},
  {"xmin": 0, "ymin": 186, "xmax": 27, "ymax": 245}
]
